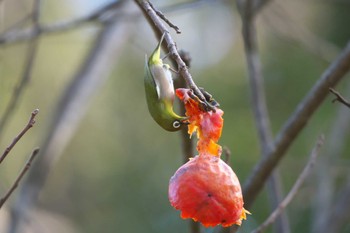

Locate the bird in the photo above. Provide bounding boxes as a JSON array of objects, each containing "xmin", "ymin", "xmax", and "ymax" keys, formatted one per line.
[{"xmin": 144, "ymin": 33, "xmax": 187, "ymax": 131}]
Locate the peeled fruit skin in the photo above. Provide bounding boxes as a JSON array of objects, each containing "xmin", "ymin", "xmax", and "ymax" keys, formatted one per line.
[{"xmin": 169, "ymin": 154, "xmax": 245, "ymax": 227}]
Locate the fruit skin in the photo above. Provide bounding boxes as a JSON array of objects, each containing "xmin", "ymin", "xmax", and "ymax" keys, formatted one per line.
[{"xmin": 168, "ymin": 154, "xmax": 247, "ymax": 227}]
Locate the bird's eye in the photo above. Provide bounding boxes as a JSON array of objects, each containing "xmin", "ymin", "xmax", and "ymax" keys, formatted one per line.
[{"xmin": 173, "ymin": 121, "xmax": 181, "ymax": 128}]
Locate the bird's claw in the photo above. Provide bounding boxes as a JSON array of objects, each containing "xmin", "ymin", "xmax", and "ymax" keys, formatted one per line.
[{"xmin": 188, "ymin": 89, "xmax": 218, "ymax": 112}]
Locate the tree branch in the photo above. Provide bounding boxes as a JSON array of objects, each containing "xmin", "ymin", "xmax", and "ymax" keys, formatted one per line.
[
  {"xmin": 0, "ymin": 0, "xmax": 214, "ymax": 46},
  {"xmin": 0, "ymin": 0, "xmax": 41, "ymax": 138},
  {"xmin": 8, "ymin": 2, "xmax": 133, "ymax": 232},
  {"xmin": 0, "ymin": 148, "xmax": 39, "ymax": 209},
  {"xmin": 312, "ymin": 81, "xmax": 350, "ymax": 233},
  {"xmin": 236, "ymin": 0, "xmax": 289, "ymax": 232},
  {"xmin": 316, "ymin": 175, "xmax": 350, "ymax": 233},
  {"xmin": 176, "ymin": 42, "xmax": 201, "ymax": 233},
  {"xmin": 0, "ymin": 109, "xmax": 39, "ymax": 164},
  {"xmin": 135, "ymin": 0, "xmax": 215, "ymax": 112},
  {"xmin": 243, "ymin": 41, "xmax": 350, "ymax": 209},
  {"xmin": 0, "ymin": 1, "xmax": 123, "ymax": 45},
  {"xmin": 251, "ymin": 135, "xmax": 324, "ymax": 233},
  {"xmin": 238, "ymin": 0, "xmax": 274, "ymax": 155},
  {"xmin": 149, "ymin": 1, "xmax": 181, "ymax": 34}
]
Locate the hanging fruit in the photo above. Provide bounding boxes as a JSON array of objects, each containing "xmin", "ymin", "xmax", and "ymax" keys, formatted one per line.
[{"xmin": 168, "ymin": 88, "xmax": 249, "ymax": 227}]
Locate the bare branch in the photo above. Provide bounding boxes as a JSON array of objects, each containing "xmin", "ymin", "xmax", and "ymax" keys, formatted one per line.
[
  {"xmin": 312, "ymin": 81, "xmax": 350, "ymax": 233},
  {"xmin": 0, "ymin": 1, "xmax": 123, "ymax": 45},
  {"xmin": 0, "ymin": 0, "xmax": 41, "ymax": 137},
  {"xmin": 0, "ymin": 0, "xmax": 218, "ymax": 46},
  {"xmin": 0, "ymin": 41, "xmax": 39, "ymax": 137},
  {"xmin": 176, "ymin": 45, "xmax": 201, "ymax": 233},
  {"xmin": 0, "ymin": 109, "xmax": 39, "ymax": 164},
  {"xmin": 238, "ymin": 0, "xmax": 274, "ymax": 155},
  {"xmin": 135, "ymin": 0, "xmax": 215, "ymax": 112},
  {"xmin": 316, "ymin": 175, "xmax": 350, "ymax": 233},
  {"xmin": 149, "ymin": 1, "xmax": 181, "ymax": 34},
  {"xmin": 0, "ymin": 148, "xmax": 39, "ymax": 209},
  {"xmin": 236, "ymin": 0, "xmax": 289, "ymax": 232},
  {"xmin": 8, "ymin": 2, "xmax": 133, "ymax": 232},
  {"xmin": 251, "ymin": 135, "xmax": 324, "ymax": 233},
  {"xmin": 243, "ymin": 41, "xmax": 350, "ymax": 209},
  {"xmin": 329, "ymin": 88, "xmax": 350, "ymax": 108},
  {"xmin": 0, "ymin": 13, "xmax": 32, "ymax": 35}
]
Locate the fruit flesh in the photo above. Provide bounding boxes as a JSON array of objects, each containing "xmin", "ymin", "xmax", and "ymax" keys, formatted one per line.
[{"xmin": 169, "ymin": 88, "xmax": 249, "ymax": 227}]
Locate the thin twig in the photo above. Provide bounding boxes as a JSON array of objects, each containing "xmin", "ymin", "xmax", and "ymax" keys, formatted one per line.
[
  {"xmin": 0, "ymin": 0, "xmax": 41, "ymax": 138},
  {"xmin": 0, "ymin": 109, "xmax": 39, "ymax": 164},
  {"xmin": 251, "ymin": 135, "xmax": 324, "ymax": 233},
  {"xmin": 149, "ymin": 1, "xmax": 181, "ymax": 34},
  {"xmin": 243, "ymin": 41, "xmax": 350, "ymax": 209},
  {"xmin": 135, "ymin": 0, "xmax": 215, "ymax": 112},
  {"xmin": 0, "ymin": 148, "xmax": 39, "ymax": 209},
  {"xmin": 329, "ymin": 88, "xmax": 350, "ymax": 108}
]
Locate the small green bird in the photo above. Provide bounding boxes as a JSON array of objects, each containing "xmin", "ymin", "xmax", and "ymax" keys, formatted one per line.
[{"xmin": 144, "ymin": 34, "xmax": 187, "ymax": 131}]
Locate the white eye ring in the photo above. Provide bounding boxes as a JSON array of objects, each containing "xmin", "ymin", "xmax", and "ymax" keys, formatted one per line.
[{"xmin": 173, "ymin": 121, "xmax": 181, "ymax": 128}]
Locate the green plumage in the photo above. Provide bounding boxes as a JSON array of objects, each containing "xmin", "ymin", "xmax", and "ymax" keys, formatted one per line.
[{"xmin": 144, "ymin": 34, "xmax": 187, "ymax": 131}]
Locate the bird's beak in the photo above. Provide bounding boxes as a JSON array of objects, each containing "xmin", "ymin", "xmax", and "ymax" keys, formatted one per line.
[{"xmin": 181, "ymin": 118, "xmax": 190, "ymax": 125}]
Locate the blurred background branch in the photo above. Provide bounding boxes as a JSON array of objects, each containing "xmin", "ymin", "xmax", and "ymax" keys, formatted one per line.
[
  {"xmin": 317, "ymin": 175, "xmax": 350, "ymax": 233},
  {"xmin": 0, "ymin": 1, "xmax": 122, "ymax": 45},
  {"xmin": 243, "ymin": 40, "xmax": 350, "ymax": 208},
  {"xmin": 177, "ymin": 51, "xmax": 200, "ymax": 233},
  {"xmin": 235, "ymin": 0, "xmax": 289, "ymax": 232},
  {"xmin": 0, "ymin": 148, "xmax": 39, "ymax": 209},
  {"xmin": 0, "ymin": 0, "xmax": 221, "ymax": 46},
  {"xmin": 313, "ymin": 82, "xmax": 350, "ymax": 233},
  {"xmin": 7, "ymin": 1, "xmax": 134, "ymax": 232},
  {"xmin": 252, "ymin": 135, "xmax": 324, "ymax": 233},
  {"xmin": 0, "ymin": 0, "xmax": 41, "ymax": 140}
]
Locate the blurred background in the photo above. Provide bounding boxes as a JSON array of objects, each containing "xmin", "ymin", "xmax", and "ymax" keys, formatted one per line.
[{"xmin": 0, "ymin": 0, "xmax": 350, "ymax": 232}]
